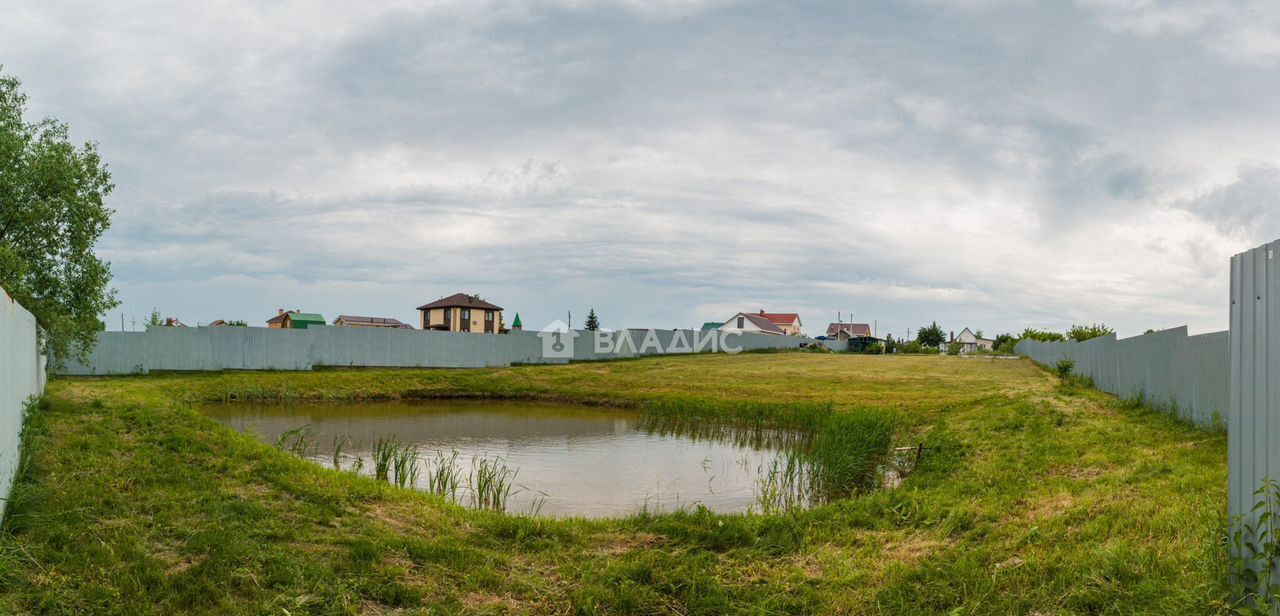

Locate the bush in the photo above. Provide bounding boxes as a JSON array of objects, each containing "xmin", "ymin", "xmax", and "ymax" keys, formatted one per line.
[
  {"xmin": 863, "ymin": 343, "xmax": 883, "ymax": 355},
  {"xmin": 1055, "ymin": 358, "xmax": 1075, "ymax": 380},
  {"xmin": 946, "ymin": 341, "xmax": 962, "ymax": 355},
  {"xmin": 898, "ymin": 341, "xmax": 922, "ymax": 354}
]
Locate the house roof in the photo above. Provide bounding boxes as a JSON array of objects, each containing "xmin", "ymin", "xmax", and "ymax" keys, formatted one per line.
[
  {"xmin": 757, "ymin": 311, "xmax": 801, "ymax": 326},
  {"xmin": 728, "ymin": 312, "xmax": 785, "ymax": 334},
  {"xmin": 826, "ymin": 322, "xmax": 871, "ymax": 337},
  {"xmin": 265, "ymin": 311, "xmax": 293, "ymax": 324},
  {"xmin": 700, "ymin": 321, "xmax": 724, "ymax": 331},
  {"xmin": 289, "ymin": 313, "xmax": 326, "ymax": 324},
  {"xmin": 335, "ymin": 315, "xmax": 412, "ymax": 328},
  {"xmin": 417, "ymin": 293, "xmax": 503, "ymax": 311}
]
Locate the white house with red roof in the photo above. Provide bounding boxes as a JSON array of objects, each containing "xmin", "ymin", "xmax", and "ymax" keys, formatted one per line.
[
  {"xmin": 717, "ymin": 310, "xmax": 802, "ymax": 336},
  {"xmin": 719, "ymin": 312, "xmax": 784, "ymax": 335}
]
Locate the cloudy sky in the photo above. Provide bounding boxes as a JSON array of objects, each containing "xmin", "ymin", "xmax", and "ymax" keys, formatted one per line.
[{"xmin": 4, "ymin": 0, "xmax": 1279, "ymax": 337}]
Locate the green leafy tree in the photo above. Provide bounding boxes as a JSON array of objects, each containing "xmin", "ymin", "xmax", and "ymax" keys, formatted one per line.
[
  {"xmin": 0, "ymin": 69, "xmax": 117, "ymax": 362},
  {"xmin": 1066, "ymin": 323, "xmax": 1114, "ymax": 342},
  {"xmin": 145, "ymin": 309, "xmax": 163, "ymax": 329},
  {"xmin": 584, "ymin": 308, "xmax": 600, "ymax": 331},
  {"xmin": 224, "ymin": 320, "xmax": 248, "ymax": 327},
  {"xmin": 946, "ymin": 341, "xmax": 963, "ymax": 355},
  {"xmin": 916, "ymin": 321, "xmax": 945, "ymax": 348},
  {"xmin": 1020, "ymin": 327, "xmax": 1065, "ymax": 342},
  {"xmin": 993, "ymin": 333, "xmax": 1017, "ymax": 354}
]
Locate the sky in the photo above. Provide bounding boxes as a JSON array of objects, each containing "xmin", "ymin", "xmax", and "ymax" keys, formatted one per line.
[{"xmin": 3, "ymin": 0, "xmax": 1279, "ymax": 338}]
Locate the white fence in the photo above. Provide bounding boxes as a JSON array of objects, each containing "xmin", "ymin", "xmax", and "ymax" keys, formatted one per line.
[
  {"xmin": 0, "ymin": 286, "xmax": 45, "ymax": 517},
  {"xmin": 1015, "ymin": 326, "xmax": 1229, "ymax": 428},
  {"xmin": 56, "ymin": 326, "xmax": 816, "ymax": 375}
]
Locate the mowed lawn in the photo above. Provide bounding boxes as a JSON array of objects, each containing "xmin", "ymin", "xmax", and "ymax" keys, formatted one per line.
[{"xmin": 0, "ymin": 353, "xmax": 1228, "ymax": 614}]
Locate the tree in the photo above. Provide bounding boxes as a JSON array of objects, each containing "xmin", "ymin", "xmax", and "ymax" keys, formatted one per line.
[
  {"xmin": 916, "ymin": 321, "xmax": 945, "ymax": 348},
  {"xmin": 974, "ymin": 329, "xmax": 984, "ymax": 339},
  {"xmin": 584, "ymin": 308, "xmax": 600, "ymax": 331},
  {"xmin": 1066, "ymin": 323, "xmax": 1114, "ymax": 342},
  {"xmin": 0, "ymin": 69, "xmax": 117, "ymax": 362},
  {"xmin": 993, "ymin": 333, "xmax": 1017, "ymax": 354},
  {"xmin": 224, "ymin": 320, "xmax": 248, "ymax": 327},
  {"xmin": 145, "ymin": 309, "xmax": 163, "ymax": 329},
  {"xmin": 1020, "ymin": 327, "xmax": 1065, "ymax": 342}
]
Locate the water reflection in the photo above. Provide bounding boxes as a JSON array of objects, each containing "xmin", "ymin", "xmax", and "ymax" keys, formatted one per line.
[{"xmin": 202, "ymin": 400, "xmax": 812, "ymax": 517}]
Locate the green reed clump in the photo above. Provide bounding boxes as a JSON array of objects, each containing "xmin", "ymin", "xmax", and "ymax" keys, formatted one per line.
[
  {"xmin": 393, "ymin": 444, "xmax": 420, "ymax": 489},
  {"xmin": 275, "ymin": 425, "xmax": 317, "ymax": 457},
  {"xmin": 806, "ymin": 410, "xmax": 895, "ymax": 499},
  {"xmin": 372, "ymin": 437, "xmax": 398, "ymax": 482},
  {"xmin": 425, "ymin": 450, "xmax": 463, "ymax": 501},
  {"xmin": 471, "ymin": 455, "xmax": 518, "ymax": 512}
]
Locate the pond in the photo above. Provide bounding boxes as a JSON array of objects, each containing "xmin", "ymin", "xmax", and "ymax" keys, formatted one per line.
[{"xmin": 201, "ymin": 400, "xmax": 817, "ymax": 517}]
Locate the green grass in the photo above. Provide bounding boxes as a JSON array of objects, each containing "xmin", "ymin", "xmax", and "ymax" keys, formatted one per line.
[{"xmin": 0, "ymin": 353, "xmax": 1229, "ymax": 614}]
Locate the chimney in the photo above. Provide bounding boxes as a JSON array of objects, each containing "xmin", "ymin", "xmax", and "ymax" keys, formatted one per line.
[
  {"xmin": 278, "ymin": 308, "xmax": 285, "ymax": 316},
  {"xmin": 759, "ymin": 309, "xmax": 765, "ymax": 315},
  {"xmin": 950, "ymin": 331, "xmax": 955, "ymax": 342}
]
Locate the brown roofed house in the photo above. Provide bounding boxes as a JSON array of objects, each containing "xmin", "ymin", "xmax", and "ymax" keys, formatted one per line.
[
  {"xmin": 333, "ymin": 315, "xmax": 413, "ymax": 329},
  {"xmin": 417, "ymin": 293, "xmax": 504, "ymax": 334},
  {"xmin": 826, "ymin": 322, "xmax": 872, "ymax": 340}
]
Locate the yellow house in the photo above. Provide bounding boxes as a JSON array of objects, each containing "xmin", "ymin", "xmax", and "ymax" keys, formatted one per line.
[{"xmin": 417, "ymin": 293, "xmax": 504, "ymax": 334}]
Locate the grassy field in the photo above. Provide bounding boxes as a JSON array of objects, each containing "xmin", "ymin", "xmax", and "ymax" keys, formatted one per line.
[{"xmin": 0, "ymin": 353, "xmax": 1229, "ymax": 614}]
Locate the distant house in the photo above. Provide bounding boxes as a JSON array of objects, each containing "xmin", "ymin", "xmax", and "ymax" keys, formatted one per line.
[
  {"xmin": 826, "ymin": 322, "xmax": 872, "ymax": 341},
  {"xmin": 718, "ymin": 312, "xmax": 785, "ymax": 335},
  {"xmin": 417, "ymin": 293, "xmax": 504, "ymax": 334},
  {"xmin": 333, "ymin": 315, "xmax": 412, "ymax": 329},
  {"xmin": 754, "ymin": 310, "xmax": 803, "ymax": 336},
  {"xmin": 266, "ymin": 309, "xmax": 326, "ymax": 329},
  {"xmin": 951, "ymin": 327, "xmax": 995, "ymax": 354},
  {"xmin": 162, "ymin": 318, "xmax": 188, "ymax": 327},
  {"xmin": 700, "ymin": 321, "xmax": 724, "ymax": 331},
  {"xmin": 208, "ymin": 319, "xmax": 229, "ymax": 326}
]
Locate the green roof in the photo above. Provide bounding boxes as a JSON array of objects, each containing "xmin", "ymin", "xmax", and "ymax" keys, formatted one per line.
[
  {"xmin": 289, "ymin": 313, "xmax": 326, "ymax": 329},
  {"xmin": 700, "ymin": 321, "xmax": 723, "ymax": 331}
]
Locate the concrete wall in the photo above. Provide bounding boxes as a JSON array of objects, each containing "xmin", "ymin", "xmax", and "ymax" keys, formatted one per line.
[
  {"xmin": 56, "ymin": 326, "xmax": 816, "ymax": 375},
  {"xmin": 0, "ymin": 285, "xmax": 45, "ymax": 517},
  {"xmin": 1015, "ymin": 326, "xmax": 1229, "ymax": 428}
]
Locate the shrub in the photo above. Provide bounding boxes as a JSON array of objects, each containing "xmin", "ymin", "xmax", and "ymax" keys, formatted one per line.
[
  {"xmin": 946, "ymin": 341, "xmax": 962, "ymax": 355},
  {"xmin": 1066, "ymin": 323, "xmax": 1114, "ymax": 342},
  {"xmin": 1055, "ymin": 358, "xmax": 1075, "ymax": 380},
  {"xmin": 863, "ymin": 343, "xmax": 883, "ymax": 355}
]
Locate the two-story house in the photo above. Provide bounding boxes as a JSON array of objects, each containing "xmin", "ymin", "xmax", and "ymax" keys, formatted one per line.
[{"xmin": 417, "ymin": 293, "xmax": 504, "ymax": 334}]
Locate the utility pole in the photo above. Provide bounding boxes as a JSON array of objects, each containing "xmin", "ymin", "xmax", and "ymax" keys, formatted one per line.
[
  {"xmin": 121, "ymin": 313, "xmax": 125, "ymax": 332},
  {"xmin": 568, "ymin": 310, "xmax": 572, "ymax": 330}
]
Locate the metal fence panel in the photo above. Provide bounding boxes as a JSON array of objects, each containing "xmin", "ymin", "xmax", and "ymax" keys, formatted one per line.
[
  {"xmin": 0, "ymin": 286, "xmax": 45, "ymax": 518},
  {"xmin": 1015, "ymin": 325, "xmax": 1228, "ymax": 428},
  {"xmin": 55, "ymin": 327, "xmax": 817, "ymax": 374}
]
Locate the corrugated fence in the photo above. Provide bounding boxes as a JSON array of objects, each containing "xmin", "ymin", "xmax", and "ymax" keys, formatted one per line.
[
  {"xmin": 56, "ymin": 326, "xmax": 816, "ymax": 375},
  {"xmin": 1015, "ymin": 326, "xmax": 1230, "ymax": 428},
  {"xmin": 1, "ymin": 285, "xmax": 46, "ymax": 517}
]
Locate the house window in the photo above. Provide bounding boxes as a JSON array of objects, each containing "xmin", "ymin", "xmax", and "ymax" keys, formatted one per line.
[
  {"xmin": 443, "ymin": 309, "xmax": 451, "ymax": 329},
  {"xmin": 736, "ymin": 316, "xmax": 745, "ymax": 328},
  {"xmin": 461, "ymin": 309, "xmax": 470, "ymax": 332},
  {"xmin": 485, "ymin": 311, "xmax": 494, "ymax": 322},
  {"xmin": 423, "ymin": 310, "xmax": 430, "ymax": 327}
]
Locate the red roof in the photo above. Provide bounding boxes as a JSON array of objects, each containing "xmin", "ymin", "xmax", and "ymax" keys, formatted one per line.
[
  {"xmin": 757, "ymin": 311, "xmax": 801, "ymax": 326},
  {"xmin": 417, "ymin": 293, "xmax": 503, "ymax": 311}
]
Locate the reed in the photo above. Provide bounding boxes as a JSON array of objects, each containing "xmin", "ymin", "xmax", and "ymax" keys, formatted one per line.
[
  {"xmin": 470, "ymin": 455, "xmax": 518, "ymax": 512},
  {"xmin": 372, "ymin": 436, "xmax": 397, "ymax": 482},
  {"xmin": 424, "ymin": 450, "xmax": 463, "ymax": 501},
  {"xmin": 331, "ymin": 435, "xmax": 351, "ymax": 471},
  {"xmin": 275, "ymin": 425, "xmax": 317, "ymax": 458},
  {"xmin": 392, "ymin": 444, "xmax": 420, "ymax": 489}
]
